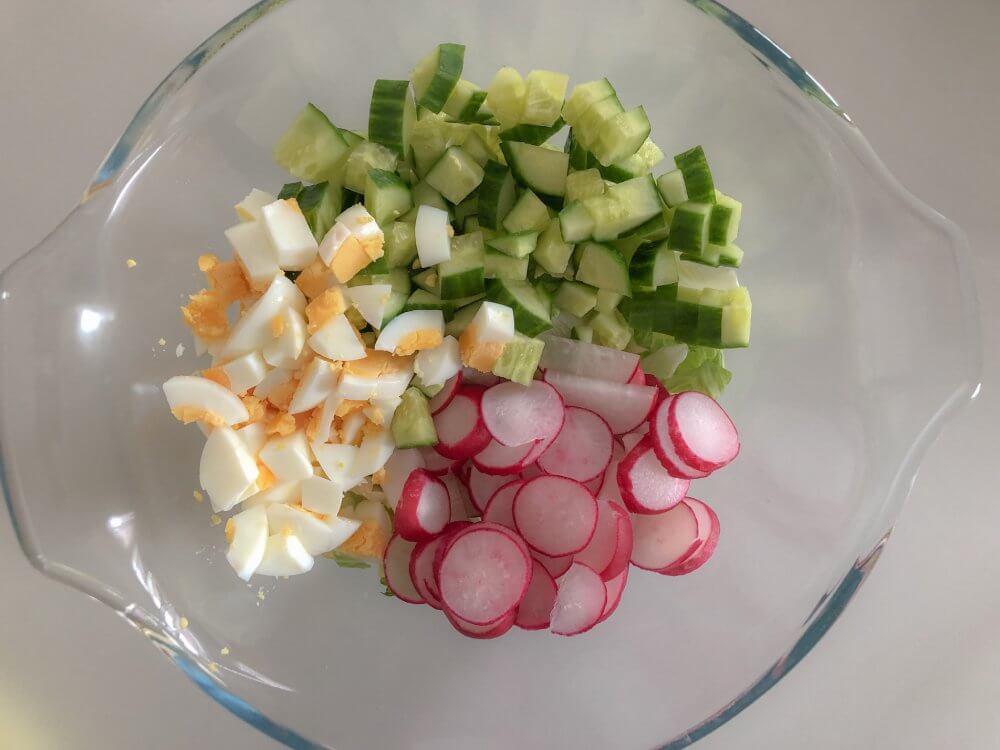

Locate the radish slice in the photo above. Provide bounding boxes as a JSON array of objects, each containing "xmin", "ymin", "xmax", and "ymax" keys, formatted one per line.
[
  {"xmin": 461, "ymin": 367, "xmax": 501, "ymax": 387},
  {"xmin": 584, "ymin": 473, "xmax": 604, "ymax": 496},
  {"xmin": 597, "ymin": 442, "xmax": 626, "ymax": 504},
  {"xmin": 629, "ymin": 501, "xmax": 701, "ymax": 571},
  {"xmin": 446, "ymin": 607, "xmax": 516, "ymax": 639},
  {"xmin": 381, "ymin": 448, "xmax": 425, "ymax": 509},
  {"xmin": 649, "ymin": 398, "xmax": 710, "ymax": 479},
  {"xmin": 617, "ymin": 435, "xmax": 691, "ymax": 514},
  {"xmin": 660, "ymin": 498, "xmax": 720, "ymax": 576},
  {"xmin": 515, "ymin": 560, "xmax": 558, "ymax": 630},
  {"xmin": 513, "ymin": 476, "xmax": 598, "ymax": 557},
  {"xmin": 645, "ymin": 373, "xmax": 668, "ymax": 408},
  {"xmin": 419, "ymin": 447, "xmax": 458, "ymax": 475},
  {"xmin": 466, "ymin": 466, "xmax": 515, "ymax": 513},
  {"xmin": 601, "ymin": 501, "xmax": 633, "ymax": 581},
  {"xmin": 628, "ymin": 366, "xmax": 645, "ymax": 385},
  {"xmin": 482, "ymin": 479, "xmax": 523, "ymax": 532},
  {"xmin": 409, "ymin": 537, "xmax": 445, "ymax": 609},
  {"xmin": 543, "ymin": 370, "xmax": 656, "ymax": 435},
  {"xmin": 538, "ymin": 335, "xmax": 641, "ymax": 383},
  {"xmin": 432, "ymin": 520, "xmax": 474, "ymax": 587},
  {"xmin": 620, "ymin": 432, "xmax": 645, "ymax": 453},
  {"xmin": 472, "ymin": 439, "xmax": 538, "ymax": 476},
  {"xmin": 532, "ymin": 551, "xmax": 573, "ymax": 579},
  {"xmin": 433, "ymin": 386, "xmax": 492, "ymax": 459},
  {"xmin": 667, "ymin": 391, "xmax": 740, "ymax": 472},
  {"xmin": 441, "ymin": 473, "xmax": 472, "ymax": 521},
  {"xmin": 438, "ymin": 523, "xmax": 531, "ymax": 625},
  {"xmin": 395, "ymin": 469, "xmax": 451, "ymax": 542},
  {"xmin": 428, "ymin": 372, "xmax": 462, "ymax": 415},
  {"xmin": 520, "ymin": 463, "xmax": 544, "ymax": 481},
  {"xmin": 573, "ymin": 497, "xmax": 619, "ymax": 577},
  {"xmin": 383, "ymin": 534, "xmax": 424, "ymax": 604},
  {"xmin": 480, "ymin": 380, "xmax": 565, "ymax": 447},
  {"xmin": 537, "ymin": 407, "xmax": 613, "ymax": 483},
  {"xmin": 550, "ymin": 562, "xmax": 607, "ymax": 636},
  {"xmin": 597, "ymin": 566, "xmax": 629, "ymax": 624}
]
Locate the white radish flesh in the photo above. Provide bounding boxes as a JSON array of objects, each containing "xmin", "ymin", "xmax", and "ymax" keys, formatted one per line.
[
  {"xmin": 472, "ymin": 438, "xmax": 537, "ymax": 476},
  {"xmin": 617, "ymin": 435, "xmax": 691, "ymax": 514},
  {"xmin": 409, "ymin": 537, "xmax": 445, "ymax": 609},
  {"xmin": 432, "ymin": 387, "xmax": 492, "ymax": 460},
  {"xmin": 513, "ymin": 476, "xmax": 598, "ymax": 557},
  {"xmin": 667, "ymin": 391, "xmax": 740, "ymax": 472},
  {"xmin": 383, "ymin": 534, "xmax": 424, "ymax": 604},
  {"xmin": 601, "ymin": 501, "xmax": 634, "ymax": 582},
  {"xmin": 574, "ymin": 498, "xmax": 623, "ymax": 579},
  {"xmin": 395, "ymin": 469, "xmax": 451, "ymax": 542},
  {"xmin": 660, "ymin": 498, "xmax": 720, "ymax": 576},
  {"xmin": 445, "ymin": 608, "xmax": 516, "ymax": 639},
  {"xmin": 629, "ymin": 501, "xmax": 701, "ymax": 571},
  {"xmin": 550, "ymin": 562, "xmax": 607, "ymax": 636},
  {"xmin": 538, "ymin": 335, "xmax": 640, "ymax": 383},
  {"xmin": 428, "ymin": 372, "xmax": 462, "ymax": 414},
  {"xmin": 537, "ymin": 407, "xmax": 613, "ymax": 483},
  {"xmin": 480, "ymin": 380, "xmax": 565, "ymax": 447},
  {"xmin": 597, "ymin": 566, "xmax": 629, "ymax": 624},
  {"xmin": 466, "ymin": 466, "xmax": 514, "ymax": 513},
  {"xmin": 532, "ymin": 551, "xmax": 573, "ymax": 580},
  {"xmin": 515, "ymin": 560, "xmax": 558, "ymax": 630},
  {"xmin": 482, "ymin": 479, "xmax": 524, "ymax": 532},
  {"xmin": 381, "ymin": 448, "xmax": 426, "ymax": 509},
  {"xmin": 419, "ymin": 446, "xmax": 458, "ymax": 475},
  {"xmin": 543, "ymin": 370, "xmax": 656, "ymax": 435},
  {"xmin": 597, "ymin": 441, "xmax": 626, "ymax": 504},
  {"xmin": 649, "ymin": 397, "xmax": 710, "ymax": 479}
]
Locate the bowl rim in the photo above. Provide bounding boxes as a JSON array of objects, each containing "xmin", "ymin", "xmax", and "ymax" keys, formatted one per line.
[{"xmin": 4, "ymin": 1, "xmax": 983, "ymax": 748}]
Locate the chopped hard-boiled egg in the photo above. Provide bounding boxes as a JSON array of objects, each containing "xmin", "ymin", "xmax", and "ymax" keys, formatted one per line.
[
  {"xmin": 288, "ymin": 357, "xmax": 340, "ymax": 414},
  {"xmin": 164, "ymin": 375, "xmax": 250, "ymax": 427},
  {"xmin": 326, "ymin": 516, "xmax": 364, "ymax": 550},
  {"xmin": 263, "ymin": 306, "xmax": 307, "ymax": 367},
  {"xmin": 309, "ymin": 314, "xmax": 366, "ymax": 361},
  {"xmin": 382, "ymin": 448, "xmax": 425, "ymax": 509},
  {"xmin": 253, "ymin": 366, "xmax": 292, "ymax": 401},
  {"xmin": 309, "ymin": 391, "xmax": 341, "ymax": 445},
  {"xmin": 221, "ymin": 351, "xmax": 268, "ymax": 394},
  {"xmin": 459, "ymin": 301, "xmax": 516, "ymax": 372},
  {"xmin": 261, "ymin": 198, "xmax": 318, "ymax": 270},
  {"xmin": 300, "ymin": 476, "xmax": 344, "ymax": 515},
  {"xmin": 200, "ymin": 426, "xmax": 259, "ymax": 512},
  {"xmin": 236, "ymin": 420, "xmax": 268, "ymax": 457},
  {"xmin": 414, "ymin": 335, "xmax": 462, "ymax": 386},
  {"xmin": 225, "ymin": 504, "xmax": 269, "ymax": 581},
  {"xmin": 345, "ymin": 284, "xmax": 393, "ymax": 330},
  {"xmin": 415, "ymin": 205, "xmax": 451, "ymax": 267},
  {"xmin": 304, "ymin": 286, "xmax": 348, "ymax": 334},
  {"xmin": 336, "ymin": 204, "xmax": 385, "ymax": 261},
  {"xmin": 259, "ymin": 430, "xmax": 314, "ymax": 482},
  {"xmin": 311, "ymin": 442, "xmax": 359, "ymax": 484},
  {"xmin": 234, "ymin": 188, "xmax": 276, "ymax": 222},
  {"xmin": 255, "ymin": 532, "xmax": 315, "ymax": 577},
  {"xmin": 241, "ymin": 480, "xmax": 302, "ymax": 509},
  {"xmin": 351, "ymin": 429, "xmax": 395, "ymax": 485},
  {"xmin": 374, "ymin": 310, "xmax": 444, "ymax": 356},
  {"xmin": 339, "ymin": 409, "xmax": 366, "ymax": 445},
  {"xmin": 224, "ymin": 221, "xmax": 280, "ymax": 291},
  {"xmin": 266, "ymin": 503, "xmax": 337, "ymax": 555},
  {"xmin": 364, "ymin": 396, "xmax": 402, "ymax": 427},
  {"xmin": 223, "ymin": 275, "xmax": 305, "ymax": 358}
]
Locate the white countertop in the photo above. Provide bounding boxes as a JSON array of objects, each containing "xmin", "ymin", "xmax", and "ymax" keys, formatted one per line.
[{"xmin": 2, "ymin": 1, "xmax": 997, "ymax": 747}]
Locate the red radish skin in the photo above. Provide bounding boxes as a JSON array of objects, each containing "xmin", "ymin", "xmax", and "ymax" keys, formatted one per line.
[
  {"xmin": 617, "ymin": 435, "xmax": 691, "ymax": 514},
  {"xmin": 650, "ymin": 398, "xmax": 710, "ymax": 479},
  {"xmin": 482, "ymin": 479, "xmax": 524, "ymax": 532},
  {"xmin": 543, "ymin": 370, "xmax": 657, "ymax": 435},
  {"xmin": 515, "ymin": 560, "xmax": 558, "ymax": 630},
  {"xmin": 522, "ymin": 427, "xmax": 558, "ymax": 466},
  {"xmin": 532, "ymin": 551, "xmax": 573, "ymax": 579},
  {"xmin": 480, "ymin": 380, "xmax": 565, "ymax": 447},
  {"xmin": 513, "ymin": 476, "xmax": 599, "ymax": 557},
  {"xmin": 597, "ymin": 566, "xmax": 629, "ymax": 624},
  {"xmin": 667, "ymin": 391, "xmax": 740, "ymax": 472},
  {"xmin": 382, "ymin": 448, "xmax": 425, "ymax": 509},
  {"xmin": 419, "ymin": 447, "xmax": 459, "ymax": 475},
  {"xmin": 383, "ymin": 534, "xmax": 424, "ymax": 604},
  {"xmin": 598, "ymin": 442, "xmax": 626, "ymax": 504},
  {"xmin": 409, "ymin": 537, "xmax": 445, "ymax": 609},
  {"xmin": 644, "ymin": 374, "xmax": 668, "ymax": 411},
  {"xmin": 573, "ymin": 498, "xmax": 620, "ymax": 577},
  {"xmin": 437, "ymin": 523, "xmax": 532, "ymax": 625},
  {"xmin": 660, "ymin": 499, "xmax": 720, "ymax": 576},
  {"xmin": 601, "ymin": 502, "xmax": 634, "ymax": 581},
  {"xmin": 550, "ymin": 562, "xmax": 607, "ymax": 636},
  {"xmin": 466, "ymin": 465, "xmax": 515, "ymax": 513},
  {"xmin": 433, "ymin": 386, "xmax": 492, "ymax": 460},
  {"xmin": 538, "ymin": 336, "xmax": 641, "ymax": 383},
  {"xmin": 428, "ymin": 372, "xmax": 463, "ymax": 415},
  {"xmin": 395, "ymin": 469, "xmax": 452, "ymax": 542},
  {"xmin": 461, "ymin": 367, "xmax": 502, "ymax": 387},
  {"xmin": 537, "ymin": 407, "xmax": 614, "ymax": 483},
  {"xmin": 628, "ymin": 365, "xmax": 645, "ymax": 385},
  {"xmin": 472, "ymin": 438, "xmax": 538, "ymax": 476},
  {"xmin": 446, "ymin": 607, "xmax": 516, "ymax": 639},
  {"xmin": 629, "ymin": 501, "xmax": 702, "ymax": 571},
  {"xmin": 620, "ymin": 432, "xmax": 644, "ymax": 454}
]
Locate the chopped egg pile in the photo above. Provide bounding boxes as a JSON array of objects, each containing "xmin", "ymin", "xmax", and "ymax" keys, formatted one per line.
[{"xmin": 163, "ymin": 190, "xmax": 490, "ymax": 581}]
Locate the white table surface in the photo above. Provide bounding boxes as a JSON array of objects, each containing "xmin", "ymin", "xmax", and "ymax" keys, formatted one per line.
[{"xmin": 2, "ymin": 1, "xmax": 997, "ymax": 747}]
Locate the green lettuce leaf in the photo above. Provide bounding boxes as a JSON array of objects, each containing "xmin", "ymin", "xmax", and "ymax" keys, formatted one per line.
[
  {"xmin": 664, "ymin": 345, "xmax": 731, "ymax": 399},
  {"xmin": 323, "ymin": 551, "xmax": 370, "ymax": 569}
]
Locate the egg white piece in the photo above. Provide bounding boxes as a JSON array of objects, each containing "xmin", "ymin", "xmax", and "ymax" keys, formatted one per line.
[
  {"xmin": 336, "ymin": 371, "xmax": 381, "ymax": 401},
  {"xmin": 372, "ymin": 366, "xmax": 414, "ymax": 400},
  {"xmin": 317, "ymin": 221, "xmax": 353, "ymax": 267},
  {"xmin": 241, "ymin": 480, "xmax": 303, "ymax": 509},
  {"xmin": 300, "ymin": 476, "xmax": 344, "ymax": 516},
  {"xmin": 309, "ymin": 314, "xmax": 366, "ymax": 361},
  {"xmin": 364, "ymin": 396, "xmax": 402, "ymax": 428},
  {"xmin": 469, "ymin": 301, "xmax": 516, "ymax": 343},
  {"xmin": 265, "ymin": 503, "xmax": 337, "ymax": 555},
  {"xmin": 325, "ymin": 516, "xmax": 363, "ymax": 550},
  {"xmin": 259, "ymin": 431, "xmax": 314, "ymax": 482},
  {"xmin": 255, "ymin": 533, "xmax": 315, "ymax": 577},
  {"xmin": 223, "ymin": 275, "xmax": 305, "ymax": 358},
  {"xmin": 263, "ymin": 306, "xmax": 306, "ymax": 367},
  {"xmin": 413, "ymin": 335, "xmax": 462, "ymax": 386},
  {"xmin": 236, "ymin": 421, "xmax": 267, "ymax": 457},
  {"xmin": 339, "ymin": 410, "xmax": 366, "ymax": 445},
  {"xmin": 163, "ymin": 375, "xmax": 249, "ymax": 426},
  {"xmin": 200, "ymin": 426, "xmax": 259, "ymax": 512},
  {"xmin": 381, "ymin": 448, "xmax": 425, "ymax": 509},
  {"xmin": 287, "ymin": 357, "xmax": 339, "ymax": 414},
  {"xmin": 415, "ymin": 205, "xmax": 451, "ymax": 267},
  {"xmin": 224, "ymin": 221, "xmax": 280, "ymax": 290},
  {"xmin": 351, "ymin": 429, "xmax": 395, "ymax": 484},
  {"xmin": 310, "ymin": 390, "xmax": 342, "ymax": 444},
  {"xmin": 235, "ymin": 188, "xmax": 276, "ymax": 222},
  {"xmin": 337, "ymin": 204, "xmax": 384, "ymax": 247},
  {"xmin": 253, "ymin": 366, "xmax": 293, "ymax": 400},
  {"xmin": 222, "ymin": 351, "xmax": 268, "ymax": 394},
  {"xmin": 374, "ymin": 309, "xmax": 444, "ymax": 354},
  {"xmin": 311, "ymin": 442, "xmax": 359, "ymax": 484},
  {"xmin": 262, "ymin": 198, "xmax": 319, "ymax": 271},
  {"xmin": 345, "ymin": 284, "xmax": 393, "ymax": 330},
  {"xmin": 225, "ymin": 504, "xmax": 269, "ymax": 581}
]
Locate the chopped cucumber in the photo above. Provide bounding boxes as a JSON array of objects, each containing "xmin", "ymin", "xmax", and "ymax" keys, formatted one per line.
[
  {"xmin": 575, "ymin": 242, "xmax": 630, "ymax": 296},
  {"xmin": 485, "ymin": 278, "xmax": 552, "ymax": 336},
  {"xmin": 595, "ymin": 289, "xmax": 623, "ymax": 313},
  {"xmin": 486, "ymin": 67, "xmax": 526, "ymax": 130},
  {"xmin": 599, "ymin": 138, "xmax": 664, "ymax": 182},
  {"xmin": 425, "ymin": 146, "xmax": 485, "ymax": 204},
  {"xmin": 404, "ymin": 289, "xmax": 455, "ymax": 317},
  {"xmin": 558, "ymin": 201, "xmax": 595, "ymax": 243},
  {"xmin": 575, "ymin": 94, "xmax": 624, "ymax": 150},
  {"xmin": 344, "ymin": 141, "xmax": 398, "ymax": 193},
  {"xmin": 534, "ymin": 218, "xmax": 575, "ymax": 275},
  {"xmin": 391, "ymin": 387, "xmax": 438, "ymax": 448},
  {"xmin": 444, "ymin": 300, "xmax": 482, "ymax": 336},
  {"xmin": 572, "ymin": 323, "xmax": 594, "ymax": 343},
  {"xmin": 677, "ymin": 256, "xmax": 739, "ymax": 290},
  {"xmin": 460, "ymin": 131, "xmax": 493, "ymax": 166},
  {"xmin": 656, "ymin": 169, "xmax": 688, "ymax": 207},
  {"xmin": 486, "ymin": 231, "xmax": 539, "ymax": 259},
  {"xmin": 590, "ymin": 310, "xmax": 633, "ymax": 350},
  {"xmin": 411, "ymin": 180, "xmax": 449, "ymax": 211},
  {"xmin": 274, "ymin": 103, "xmax": 351, "ymax": 181},
  {"xmin": 721, "ymin": 287, "xmax": 752, "ymax": 347},
  {"xmin": 282, "ymin": 181, "xmax": 343, "ymax": 241},
  {"xmin": 554, "ymin": 280, "xmax": 597, "ymax": 317},
  {"xmin": 565, "ymin": 128, "xmax": 598, "ymax": 170},
  {"xmin": 522, "ymin": 70, "xmax": 569, "ymax": 126},
  {"xmin": 277, "ymin": 181, "xmax": 303, "ymax": 200},
  {"xmin": 501, "ymin": 141, "xmax": 569, "ymax": 197},
  {"xmin": 587, "ymin": 175, "xmax": 664, "ymax": 240},
  {"xmin": 478, "ymin": 160, "xmax": 517, "ymax": 230},
  {"xmin": 365, "ymin": 169, "xmax": 412, "ymax": 226},
  {"xmin": 709, "ymin": 192, "xmax": 742, "ymax": 245},
  {"xmin": 592, "ymin": 106, "xmax": 651, "ymax": 166},
  {"xmin": 500, "ymin": 118, "xmax": 566, "ymax": 145},
  {"xmin": 351, "ymin": 268, "xmax": 410, "ymax": 324},
  {"xmin": 565, "ymin": 169, "xmax": 606, "ymax": 203},
  {"xmin": 492, "ymin": 333, "xmax": 545, "ymax": 385},
  {"xmin": 368, "ymin": 80, "xmax": 416, "ymax": 160},
  {"xmin": 626, "ymin": 208, "xmax": 673, "ymax": 243},
  {"xmin": 667, "ymin": 202, "xmax": 712, "ymax": 255},
  {"xmin": 629, "ymin": 240, "xmax": 678, "ymax": 290},
  {"xmin": 484, "ymin": 248, "xmax": 529, "ymax": 280},
  {"xmin": 411, "ymin": 43, "xmax": 465, "ymax": 113},
  {"xmin": 383, "ymin": 221, "xmax": 418, "ymax": 268},
  {"xmin": 411, "ymin": 267, "xmax": 439, "ymax": 293},
  {"xmin": 718, "ymin": 243, "xmax": 744, "ymax": 268},
  {"xmin": 443, "ymin": 79, "xmax": 488, "ymax": 121},
  {"xmin": 503, "ymin": 189, "xmax": 550, "ymax": 233},
  {"xmin": 563, "ymin": 79, "xmax": 616, "ymax": 126},
  {"xmin": 338, "ymin": 129, "xmax": 365, "ymax": 147},
  {"xmin": 674, "ymin": 145, "xmax": 716, "ymax": 203},
  {"xmin": 438, "ymin": 232, "xmax": 485, "ymax": 299},
  {"xmin": 453, "ymin": 196, "xmax": 479, "ymax": 226}
]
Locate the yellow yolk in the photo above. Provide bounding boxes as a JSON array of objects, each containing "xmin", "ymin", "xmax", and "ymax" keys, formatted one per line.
[
  {"xmin": 266, "ymin": 380, "xmax": 297, "ymax": 411},
  {"xmin": 395, "ymin": 328, "xmax": 444, "ymax": 356},
  {"xmin": 356, "ymin": 226, "xmax": 385, "ymax": 262},
  {"xmin": 296, "ymin": 258, "xmax": 333, "ymax": 300},
  {"xmin": 305, "ymin": 406, "xmax": 324, "ymax": 442},
  {"xmin": 206, "ymin": 259, "xmax": 251, "ymax": 304},
  {"xmin": 225, "ymin": 518, "xmax": 235, "ymax": 544},
  {"xmin": 371, "ymin": 468, "xmax": 386, "ymax": 486},
  {"xmin": 171, "ymin": 406, "xmax": 226, "ymax": 427},
  {"xmin": 265, "ymin": 410, "xmax": 296, "ymax": 436},
  {"xmin": 181, "ymin": 290, "xmax": 228, "ymax": 339},
  {"xmin": 255, "ymin": 462, "xmax": 276, "ymax": 490},
  {"xmin": 284, "ymin": 197, "xmax": 304, "ymax": 215},
  {"xmin": 305, "ymin": 287, "xmax": 348, "ymax": 334},
  {"xmin": 361, "ymin": 419, "xmax": 383, "ymax": 439},
  {"xmin": 335, "ymin": 399, "xmax": 368, "ymax": 418},
  {"xmin": 201, "ymin": 366, "xmax": 231, "ymax": 391},
  {"xmin": 337, "ymin": 519, "xmax": 389, "ymax": 560},
  {"xmin": 240, "ymin": 395, "xmax": 266, "ymax": 423},
  {"xmin": 343, "ymin": 349, "xmax": 410, "ymax": 378},
  {"xmin": 270, "ymin": 314, "xmax": 285, "ymax": 338},
  {"xmin": 328, "ymin": 234, "xmax": 372, "ymax": 283},
  {"xmin": 459, "ymin": 325, "xmax": 506, "ymax": 372}
]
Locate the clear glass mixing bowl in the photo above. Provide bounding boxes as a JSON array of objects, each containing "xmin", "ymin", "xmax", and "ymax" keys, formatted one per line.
[{"xmin": 0, "ymin": 1, "xmax": 981, "ymax": 747}]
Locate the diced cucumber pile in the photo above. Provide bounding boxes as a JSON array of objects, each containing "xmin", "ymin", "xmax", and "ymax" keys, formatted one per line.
[{"xmin": 270, "ymin": 43, "xmax": 752, "ymax": 393}]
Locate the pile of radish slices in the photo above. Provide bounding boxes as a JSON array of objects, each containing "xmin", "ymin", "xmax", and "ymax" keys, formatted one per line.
[{"xmin": 381, "ymin": 339, "xmax": 739, "ymax": 638}]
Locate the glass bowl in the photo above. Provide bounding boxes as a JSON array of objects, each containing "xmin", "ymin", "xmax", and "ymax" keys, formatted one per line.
[{"xmin": 0, "ymin": 1, "xmax": 980, "ymax": 748}]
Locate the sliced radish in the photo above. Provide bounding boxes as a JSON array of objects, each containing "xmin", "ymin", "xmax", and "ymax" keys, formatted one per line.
[
  {"xmin": 419, "ymin": 447, "xmax": 459, "ymax": 475},
  {"xmin": 584, "ymin": 473, "xmax": 604, "ymax": 496},
  {"xmin": 628, "ymin": 366, "xmax": 645, "ymax": 385},
  {"xmin": 433, "ymin": 386, "xmax": 492, "ymax": 460},
  {"xmin": 515, "ymin": 560, "xmax": 558, "ymax": 630},
  {"xmin": 574, "ymin": 497, "xmax": 634, "ymax": 580},
  {"xmin": 543, "ymin": 370, "xmax": 656, "ymax": 435},
  {"xmin": 601, "ymin": 501, "xmax": 633, "ymax": 581},
  {"xmin": 394, "ymin": 469, "xmax": 451, "ymax": 542},
  {"xmin": 519, "ymin": 463, "xmax": 545, "ymax": 481},
  {"xmin": 441, "ymin": 473, "xmax": 472, "ymax": 521},
  {"xmin": 480, "ymin": 380, "xmax": 565, "ymax": 447},
  {"xmin": 597, "ymin": 566, "xmax": 629, "ymax": 624},
  {"xmin": 617, "ymin": 435, "xmax": 690, "ymax": 515},
  {"xmin": 538, "ymin": 335, "xmax": 641, "ymax": 383},
  {"xmin": 645, "ymin": 373, "xmax": 668, "ymax": 408},
  {"xmin": 550, "ymin": 562, "xmax": 607, "ymax": 636},
  {"xmin": 409, "ymin": 537, "xmax": 445, "ymax": 609},
  {"xmin": 667, "ymin": 391, "xmax": 740, "ymax": 472},
  {"xmin": 620, "ymin": 432, "xmax": 645, "ymax": 453},
  {"xmin": 649, "ymin": 398, "xmax": 710, "ymax": 480},
  {"xmin": 597, "ymin": 441, "xmax": 626, "ymax": 504},
  {"xmin": 482, "ymin": 479, "xmax": 523, "ymax": 532},
  {"xmin": 437, "ymin": 523, "xmax": 531, "ymax": 625},
  {"xmin": 445, "ymin": 607, "xmax": 516, "ymax": 639},
  {"xmin": 466, "ymin": 466, "xmax": 515, "ymax": 513},
  {"xmin": 660, "ymin": 498, "xmax": 720, "ymax": 576},
  {"xmin": 383, "ymin": 534, "xmax": 424, "ymax": 604},
  {"xmin": 513, "ymin": 476, "xmax": 598, "ymax": 557},
  {"xmin": 461, "ymin": 367, "xmax": 501, "ymax": 387},
  {"xmin": 432, "ymin": 520, "xmax": 475, "ymax": 587},
  {"xmin": 537, "ymin": 407, "xmax": 613, "ymax": 483},
  {"xmin": 629, "ymin": 501, "xmax": 701, "ymax": 571},
  {"xmin": 472, "ymin": 439, "xmax": 538, "ymax": 476},
  {"xmin": 381, "ymin": 448, "xmax": 425, "ymax": 509},
  {"xmin": 532, "ymin": 551, "xmax": 573, "ymax": 579},
  {"xmin": 428, "ymin": 372, "xmax": 462, "ymax": 415}
]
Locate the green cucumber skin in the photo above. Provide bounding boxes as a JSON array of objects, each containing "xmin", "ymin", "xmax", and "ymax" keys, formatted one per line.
[
  {"xmin": 501, "ymin": 141, "xmax": 570, "ymax": 198},
  {"xmin": 415, "ymin": 44, "xmax": 465, "ymax": 113},
  {"xmin": 499, "ymin": 118, "xmax": 566, "ymax": 146},
  {"xmin": 485, "ymin": 279, "xmax": 552, "ymax": 337},
  {"xmin": 297, "ymin": 181, "xmax": 342, "ymax": 240},
  {"xmin": 273, "ymin": 103, "xmax": 350, "ymax": 182},
  {"xmin": 667, "ymin": 202, "xmax": 712, "ymax": 254},
  {"xmin": 404, "ymin": 289, "xmax": 456, "ymax": 317},
  {"xmin": 278, "ymin": 182, "xmax": 303, "ymax": 200},
  {"xmin": 365, "ymin": 169, "xmax": 412, "ymax": 226},
  {"xmin": 574, "ymin": 242, "xmax": 631, "ymax": 296},
  {"xmin": 674, "ymin": 145, "xmax": 716, "ymax": 203},
  {"xmin": 391, "ymin": 388, "xmax": 439, "ymax": 448},
  {"xmin": 425, "ymin": 146, "xmax": 485, "ymax": 205},
  {"xmin": 368, "ymin": 80, "xmax": 414, "ymax": 159},
  {"xmin": 477, "ymin": 160, "xmax": 517, "ymax": 230}
]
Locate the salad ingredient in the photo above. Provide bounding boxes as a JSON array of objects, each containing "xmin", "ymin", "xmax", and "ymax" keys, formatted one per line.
[
  {"xmin": 573, "ymin": 498, "xmax": 632, "ymax": 580},
  {"xmin": 617, "ymin": 435, "xmax": 690, "ymax": 514},
  {"xmin": 255, "ymin": 533, "xmax": 316, "ymax": 577},
  {"xmin": 427, "ymin": 372, "xmax": 462, "ymax": 414},
  {"xmin": 629, "ymin": 501, "xmax": 702, "ymax": 571},
  {"xmin": 514, "ymin": 560, "xmax": 558, "ymax": 630},
  {"xmin": 390, "ymin": 387, "xmax": 438, "ymax": 449},
  {"xmin": 536, "ymin": 406, "xmax": 614, "ymax": 483},
  {"xmin": 542, "ymin": 370, "xmax": 655, "ymax": 435},
  {"xmin": 665, "ymin": 391, "xmax": 740, "ymax": 472},
  {"xmin": 513, "ymin": 476, "xmax": 598, "ymax": 557},
  {"xmin": 481, "ymin": 479, "xmax": 523, "ymax": 531},
  {"xmin": 225, "ymin": 505, "xmax": 269, "ymax": 581},
  {"xmin": 383, "ymin": 534, "xmax": 425, "ymax": 603},
  {"xmin": 549, "ymin": 562, "xmax": 607, "ymax": 636},
  {"xmin": 395, "ymin": 469, "xmax": 451, "ymax": 542},
  {"xmin": 659, "ymin": 498, "xmax": 720, "ymax": 576},
  {"xmin": 431, "ymin": 386, "xmax": 492, "ymax": 459},
  {"xmin": 472, "ymin": 439, "xmax": 536, "ymax": 476},
  {"xmin": 479, "ymin": 379, "xmax": 564, "ymax": 447},
  {"xmin": 597, "ymin": 567, "xmax": 629, "ymax": 623}
]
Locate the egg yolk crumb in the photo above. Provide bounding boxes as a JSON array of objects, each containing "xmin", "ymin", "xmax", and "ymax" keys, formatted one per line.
[
  {"xmin": 265, "ymin": 410, "xmax": 296, "ymax": 436},
  {"xmin": 225, "ymin": 518, "xmax": 235, "ymax": 543},
  {"xmin": 395, "ymin": 328, "xmax": 444, "ymax": 356},
  {"xmin": 328, "ymin": 234, "xmax": 372, "ymax": 283},
  {"xmin": 240, "ymin": 395, "xmax": 266, "ymax": 423},
  {"xmin": 193, "ymin": 490, "xmax": 204, "ymax": 503},
  {"xmin": 126, "ymin": 258, "xmax": 137, "ymax": 268},
  {"xmin": 295, "ymin": 258, "xmax": 334, "ymax": 300},
  {"xmin": 305, "ymin": 287, "xmax": 348, "ymax": 334},
  {"xmin": 337, "ymin": 519, "xmax": 389, "ymax": 560},
  {"xmin": 255, "ymin": 462, "xmax": 277, "ymax": 490},
  {"xmin": 201, "ymin": 366, "xmax": 231, "ymax": 390},
  {"xmin": 210, "ymin": 514, "xmax": 222, "ymax": 526},
  {"xmin": 171, "ymin": 406, "xmax": 226, "ymax": 428},
  {"xmin": 266, "ymin": 379, "xmax": 297, "ymax": 411},
  {"xmin": 181, "ymin": 290, "xmax": 229, "ymax": 339}
]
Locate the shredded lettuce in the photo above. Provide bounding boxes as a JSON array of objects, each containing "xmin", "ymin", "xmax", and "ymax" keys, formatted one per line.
[
  {"xmin": 325, "ymin": 551, "xmax": 371, "ymax": 569},
  {"xmin": 664, "ymin": 345, "xmax": 731, "ymax": 399}
]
